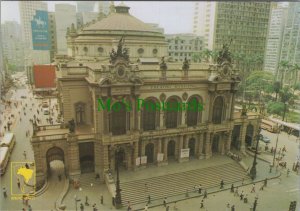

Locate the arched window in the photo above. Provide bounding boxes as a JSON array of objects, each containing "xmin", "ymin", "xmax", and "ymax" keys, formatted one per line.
[
  {"xmin": 212, "ymin": 96, "xmax": 224, "ymax": 124},
  {"xmin": 165, "ymin": 98, "xmax": 181, "ymax": 129},
  {"xmin": 75, "ymin": 102, "xmax": 85, "ymax": 125},
  {"xmin": 187, "ymin": 96, "xmax": 202, "ymax": 126},
  {"xmin": 111, "ymin": 102, "xmax": 127, "ymax": 135},
  {"xmin": 142, "ymin": 99, "xmax": 158, "ymax": 131}
]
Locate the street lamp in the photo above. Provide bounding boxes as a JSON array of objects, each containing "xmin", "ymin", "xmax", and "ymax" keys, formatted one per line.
[
  {"xmin": 273, "ymin": 124, "xmax": 281, "ymax": 167},
  {"xmin": 250, "ymin": 127, "xmax": 263, "ymax": 180},
  {"xmin": 74, "ymin": 195, "xmax": 81, "ymax": 211},
  {"xmin": 115, "ymin": 145, "xmax": 122, "ymax": 209}
]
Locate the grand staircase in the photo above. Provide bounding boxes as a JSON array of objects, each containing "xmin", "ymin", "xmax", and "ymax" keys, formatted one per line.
[{"xmin": 120, "ymin": 162, "xmax": 249, "ymax": 206}]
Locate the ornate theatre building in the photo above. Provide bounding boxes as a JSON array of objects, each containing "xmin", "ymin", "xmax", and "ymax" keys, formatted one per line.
[{"xmin": 31, "ymin": 4, "xmax": 261, "ymax": 188}]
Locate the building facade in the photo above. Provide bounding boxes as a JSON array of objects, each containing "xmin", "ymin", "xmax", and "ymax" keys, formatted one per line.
[
  {"xmin": 1, "ymin": 21, "xmax": 25, "ymax": 71},
  {"xmin": 31, "ymin": 4, "xmax": 260, "ymax": 189},
  {"xmin": 48, "ymin": 12, "xmax": 57, "ymax": 62},
  {"xmin": 264, "ymin": 3, "xmax": 288, "ymax": 73},
  {"xmin": 278, "ymin": 2, "xmax": 300, "ymax": 83},
  {"xmin": 166, "ymin": 34, "xmax": 204, "ymax": 62},
  {"xmin": 76, "ymin": 1, "xmax": 96, "ymax": 13},
  {"xmin": 193, "ymin": 2, "xmax": 271, "ymax": 70},
  {"xmin": 55, "ymin": 4, "xmax": 77, "ymax": 55},
  {"xmin": 19, "ymin": 1, "xmax": 50, "ymax": 65}
]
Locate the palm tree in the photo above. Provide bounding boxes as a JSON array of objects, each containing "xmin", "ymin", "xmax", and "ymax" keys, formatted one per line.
[
  {"xmin": 279, "ymin": 87, "xmax": 294, "ymax": 121},
  {"xmin": 191, "ymin": 52, "xmax": 202, "ymax": 63},
  {"xmin": 291, "ymin": 64, "xmax": 300, "ymax": 86},
  {"xmin": 211, "ymin": 50, "xmax": 219, "ymax": 63},
  {"xmin": 278, "ymin": 60, "xmax": 290, "ymax": 89},
  {"xmin": 273, "ymin": 81, "xmax": 281, "ymax": 102},
  {"xmin": 202, "ymin": 48, "xmax": 212, "ymax": 63}
]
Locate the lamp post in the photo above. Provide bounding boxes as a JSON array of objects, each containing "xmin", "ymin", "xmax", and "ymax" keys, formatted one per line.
[
  {"xmin": 115, "ymin": 146, "xmax": 122, "ymax": 209},
  {"xmin": 273, "ymin": 125, "xmax": 281, "ymax": 167},
  {"xmin": 250, "ymin": 127, "xmax": 262, "ymax": 180}
]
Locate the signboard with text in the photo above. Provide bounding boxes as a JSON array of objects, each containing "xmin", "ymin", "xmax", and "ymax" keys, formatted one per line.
[
  {"xmin": 157, "ymin": 153, "xmax": 164, "ymax": 162},
  {"xmin": 31, "ymin": 10, "xmax": 50, "ymax": 50},
  {"xmin": 180, "ymin": 148, "xmax": 190, "ymax": 158}
]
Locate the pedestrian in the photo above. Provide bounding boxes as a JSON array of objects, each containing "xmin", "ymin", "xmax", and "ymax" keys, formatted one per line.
[
  {"xmin": 220, "ymin": 179, "xmax": 224, "ymax": 189},
  {"xmin": 58, "ymin": 174, "xmax": 62, "ymax": 181},
  {"xmin": 147, "ymin": 195, "xmax": 151, "ymax": 204},
  {"xmin": 287, "ymin": 168, "xmax": 290, "ymax": 177},
  {"xmin": 101, "ymin": 195, "xmax": 103, "ymax": 204},
  {"xmin": 227, "ymin": 202, "xmax": 230, "ymax": 208},
  {"xmin": 231, "ymin": 205, "xmax": 235, "ymax": 211},
  {"xmin": 200, "ymin": 199, "xmax": 204, "ymax": 208},
  {"xmin": 234, "ymin": 187, "xmax": 239, "ymax": 197},
  {"xmin": 264, "ymin": 178, "xmax": 268, "ymax": 187},
  {"xmin": 240, "ymin": 191, "xmax": 244, "ymax": 200},
  {"xmin": 25, "ymin": 196, "xmax": 29, "ymax": 206},
  {"xmin": 198, "ymin": 184, "xmax": 202, "ymax": 194},
  {"xmin": 28, "ymin": 204, "xmax": 32, "ymax": 211},
  {"xmin": 85, "ymin": 195, "xmax": 89, "ymax": 206},
  {"xmin": 269, "ymin": 164, "xmax": 273, "ymax": 173},
  {"xmin": 244, "ymin": 194, "xmax": 248, "ymax": 203},
  {"xmin": 127, "ymin": 201, "xmax": 132, "ymax": 211},
  {"xmin": 163, "ymin": 197, "xmax": 167, "ymax": 207},
  {"xmin": 203, "ymin": 189, "xmax": 208, "ymax": 199},
  {"xmin": 166, "ymin": 205, "xmax": 169, "ymax": 211},
  {"xmin": 3, "ymin": 187, "xmax": 7, "ymax": 198},
  {"xmin": 251, "ymin": 184, "xmax": 256, "ymax": 193},
  {"xmin": 230, "ymin": 184, "xmax": 234, "ymax": 193},
  {"xmin": 259, "ymin": 182, "xmax": 264, "ymax": 191},
  {"xmin": 23, "ymin": 151, "xmax": 27, "ymax": 160},
  {"xmin": 282, "ymin": 145, "xmax": 286, "ymax": 152},
  {"xmin": 80, "ymin": 203, "xmax": 84, "ymax": 211},
  {"xmin": 92, "ymin": 203, "xmax": 97, "ymax": 211},
  {"xmin": 4, "ymin": 125, "xmax": 7, "ymax": 131},
  {"xmin": 144, "ymin": 203, "xmax": 148, "ymax": 211},
  {"xmin": 174, "ymin": 202, "xmax": 177, "ymax": 210},
  {"xmin": 17, "ymin": 178, "xmax": 21, "ymax": 189}
]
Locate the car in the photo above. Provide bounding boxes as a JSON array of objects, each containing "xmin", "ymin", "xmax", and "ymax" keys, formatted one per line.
[{"xmin": 260, "ymin": 136, "xmax": 271, "ymax": 144}]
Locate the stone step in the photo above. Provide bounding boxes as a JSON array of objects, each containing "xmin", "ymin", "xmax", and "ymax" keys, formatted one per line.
[
  {"xmin": 120, "ymin": 162, "xmax": 249, "ymax": 205},
  {"xmin": 78, "ymin": 173, "xmax": 102, "ymax": 188}
]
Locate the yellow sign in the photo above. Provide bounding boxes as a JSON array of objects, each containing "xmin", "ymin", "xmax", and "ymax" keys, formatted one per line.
[{"xmin": 10, "ymin": 162, "xmax": 36, "ymax": 200}]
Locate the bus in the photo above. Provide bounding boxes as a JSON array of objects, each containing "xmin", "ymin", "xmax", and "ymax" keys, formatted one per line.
[
  {"xmin": 0, "ymin": 133, "xmax": 16, "ymax": 153},
  {"xmin": 0, "ymin": 147, "xmax": 10, "ymax": 175},
  {"xmin": 261, "ymin": 119, "xmax": 280, "ymax": 133}
]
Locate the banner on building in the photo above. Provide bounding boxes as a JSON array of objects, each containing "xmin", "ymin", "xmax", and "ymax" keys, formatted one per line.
[
  {"xmin": 141, "ymin": 156, "xmax": 147, "ymax": 164},
  {"xmin": 180, "ymin": 148, "xmax": 190, "ymax": 158},
  {"xmin": 31, "ymin": 10, "xmax": 50, "ymax": 50},
  {"xmin": 135, "ymin": 156, "xmax": 148, "ymax": 165},
  {"xmin": 157, "ymin": 153, "xmax": 164, "ymax": 162}
]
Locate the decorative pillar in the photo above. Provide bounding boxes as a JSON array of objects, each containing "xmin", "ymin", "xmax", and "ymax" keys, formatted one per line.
[
  {"xmin": 133, "ymin": 142, "xmax": 139, "ymax": 170},
  {"xmin": 240, "ymin": 122, "xmax": 247, "ymax": 153},
  {"xmin": 163, "ymin": 139, "xmax": 168, "ymax": 162},
  {"xmin": 181, "ymin": 110, "xmax": 186, "ymax": 127},
  {"xmin": 225, "ymin": 131, "xmax": 232, "ymax": 152},
  {"xmin": 67, "ymin": 134, "xmax": 81, "ymax": 178},
  {"xmin": 230, "ymin": 91, "xmax": 236, "ymax": 120},
  {"xmin": 183, "ymin": 135, "xmax": 188, "ymax": 149},
  {"xmin": 207, "ymin": 92, "xmax": 215, "ymax": 123},
  {"xmin": 205, "ymin": 132, "xmax": 212, "ymax": 159},
  {"xmin": 160, "ymin": 111, "xmax": 165, "ymax": 129},
  {"xmin": 137, "ymin": 111, "xmax": 141, "ymax": 130},
  {"xmin": 198, "ymin": 133, "xmax": 204, "ymax": 159},
  {"xmin": 94, "ymin": 141, "xmax": 102, "ymax": 177}
]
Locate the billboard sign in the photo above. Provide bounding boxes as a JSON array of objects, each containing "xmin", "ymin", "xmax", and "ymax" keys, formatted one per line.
[{"xmin": 31, "ymin": 10, "xmax": 50, "ymax": 50}]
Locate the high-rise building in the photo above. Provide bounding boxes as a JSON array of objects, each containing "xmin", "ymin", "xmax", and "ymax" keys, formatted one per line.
[
  {"xmin": 55, "ymin": 4, "xmax": 77, "ymax": 55},
  {"xmin": 192, "ymin": 2, "xmax": 209, "ymax": 41},
  {"xmin": 19, "ymin": 1, "xmax": 50, "ymax": 65},
  {"xmin": 264, "ymin": 3, "xmax": 288, "ymax": 73},
  {"xmin": 194, "ymin": 2, "xmax": 271, "ymax": 70},
  {"xmin": 77, "ymin": 12, "xmax": 99, "ymax": 28},
  {"xmin": 166, "ymin": 34, "xmax": 204, "ymax": 62},
  {"xmin": 98, "ymin": 1, "xmax": 110, "ymax": 16},
  {"xmin": 76, "ymin": 1, "xmax": 95, "ymax": 12},
  {"xmin": 279, "ymin": 2, "xmax": 300, "ymax": 83},
  {"xmin": 1, "ymin": 21, "xmax": 25, "ymax": 70},
  {"xmin": 48, "ymin": 12, "xmax": 57, "ymax": 62}
]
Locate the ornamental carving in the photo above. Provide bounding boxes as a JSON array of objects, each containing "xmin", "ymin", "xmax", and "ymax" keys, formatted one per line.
[
  {"xmin": 160, "ymin": 93, "xmax": 166, "ymax": 102},
  {"xmin": 109, "ymin": 36, "xmax": 130, "ymax": 65},
  {"xmin": 182, "ymin": 92, "xmax": 188, "ymax": 101}
]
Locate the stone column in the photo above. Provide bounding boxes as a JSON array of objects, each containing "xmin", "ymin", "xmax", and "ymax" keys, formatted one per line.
[
  {"xmin": 207, "ymin": 92, "xmax": 215, "ymax": 123},
  {"xmin": 225, "ymin": 131, "xmax": 232, "ymax": 152},
  {"xmin": 220, "ymin": 135, "xmax": 225, "ymax": 155},
  {"xmin": 181, "ymin": 110, "xmax": 186, "ymax": 127},
  {"xmin": 205, "ymin": 132, "xmax": 212, "ymax": 159},
  {"xmin": 157, "ymin": 138, "xmax": 162, "ymax": 153},
  {"xmin": 230, "ymin": 92, "xmax": 236, "ymax": 120},
  {"xmin": 94, "ymin": 141, "xmax": 102, "ymax": 176},
  {"xmin": 163, "ymin": 139, "xmax": 168, "ymax": 162},
  {"xmin": 160, "ymin": 111, "xmax": 165, "ymax": 129},
  {"xmin": 33, "ymin": 143, "xmax": 46, "ymax": 190},
  {"xmin": 133, "ymin": 142, "xmax": 139, "ymax": 170},
  {"xmin": 198, "ymin": 133, "xmax": 204, "ymax": 159},
  {"xmin": 183, "ymin": 135, "xmax": 188, "ymax": 149},
  {"xmin": 137, "ymin": 111, "xmax": 141, "ymax": 130},
  {"xmin": 108, "ymin": 145, "xmax": 114, "ymax": 172},
  {"xmin": 67, "ymin": 134, "xmax": 81, "ymax": 178},
  {"xmin": 240, "ymin": 122, "xmax": 247, "ymax": 153}
]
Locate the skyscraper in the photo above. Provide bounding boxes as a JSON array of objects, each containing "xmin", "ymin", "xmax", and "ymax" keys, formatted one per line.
[
  {"xmin": 76, "ymin": 1, "xmax": 95, "ymax": 12},
  {"xmin": 264, "ymin": 3, "xmax": 288, "ymax": 73},
  {"xmin": 55, "ymin": 4, "xmax": 77, "ymax": 55},
  {"xmin": 279, "ymin": 2, "xmax": 300, "ymax": 83},
  {"xmin": 193, "ymin": 2, "xmax": 271, "ymax": 70}
]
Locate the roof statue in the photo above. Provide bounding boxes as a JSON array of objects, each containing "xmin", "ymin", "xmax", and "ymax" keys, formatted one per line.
[
  {"xmin": 217, "ymin": 39, "xmax": 233, "ymax": 65},
  {"xmin": 109, "ymin": 36, "xmax": 129, "ymax": 64},
  {"xmin": 160, "ymin": 56, "xmax": 167, "ymax": 71},
  {"xmin": 68, "ymin": 119, "xmax": 76, "ymax": 133},
  {"xmin": 182, "ymin": 57, "xmax": 189, "ymax": 70}
]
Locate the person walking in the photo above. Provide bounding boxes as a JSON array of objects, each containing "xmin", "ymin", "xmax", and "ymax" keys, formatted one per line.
[
  {"xmin": 234, "ymin": 187, "xmax": 239, "ymax": 197},
  {"xmin": 3, "ymin": 187, "xmax": 7, "ymax": 198},
  {"xmin": 17, "ymin": 178, "xmax": 21, "ymax": 189},
  {"xmin": 23, "ymin": 151, "xmax": 27, "ymax": 160},
  {"xmin": 220, "ymin": 179, "xmax": 224, "ymax": 189},
  {"xmin": 166, "ymin": 205, "xmax": 170, "ymax": 211},
  {"xmin": 264, "ymin": 178, "xmax": 268, "ymax": 187},
  {"xmin": 200, "ymin": 199, "xmax": 204, "ymax": 208},
  {"xmin": 147, "ymin": 195, "xmax": 151, "ymax": 204},
  {"xmin": 144, "ymin": 204, "xmax": 148, "ymax": 211},
  {"xmin": 240, "ymin": 191, "xmax": 244, "ymax": 200},
  {"xmin": 287, "ymin": 168, "xmax": 290, "ymax": 177},
  {"xmin": 28, "ymin": 204, "xmax": 32, "ymax": 211},
  {"xmin": 80, "ymin": 203, "xmax": 84, "ymax": 211},
  {"xmin": 251, "ymin": 184, "xmax": 256, "ymax": 193},
  {"xmin": 100, "ymin": 195, "xmax": 103, "ymax": 205},
  {"xmin": 198, "ymin": 184, "xmax": 202, "ymax": 194},
  {"xmin": 163, "ymin": 197, "xmax": 167, "ymax": 207},
  {"xmin": 203, "ymin": 189, "xmax": 208, "ymax": 199},
  {"xmin": 231, "ymin": 205, "xmax": 235, "ymax": 211},
  {"xmin": 230, "ymin": 184, "xmax": 234, "ymax": 193}
]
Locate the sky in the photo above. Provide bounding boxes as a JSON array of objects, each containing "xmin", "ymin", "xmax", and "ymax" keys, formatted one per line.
[{"xmin": 1, "ymin": 1, "xmax": 195, "ymax": 34}]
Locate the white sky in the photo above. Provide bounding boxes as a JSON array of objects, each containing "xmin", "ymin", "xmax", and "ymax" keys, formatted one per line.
[{"xmin": 1, "ymin": 1, "xmax": 195, "ymax": 34}]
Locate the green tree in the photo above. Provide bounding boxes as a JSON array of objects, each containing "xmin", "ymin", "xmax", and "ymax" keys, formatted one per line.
[
  {"xmin": 267, "ymin": 101, "xmax": 285, "ymax": 116},
  {"xmin": 202, "ymin": 48, "xmax": 212, "ymax": 62},
  {"xmin": 191, "ymin": 52, "xmax": 202, "ymax": 63},
  {"xmin": 278, "ymin": 60, "xmax": 290, "ymax": 89},
  {"xmin": 273, "ymin": 81, "xmax": 281, "ymax": 101},
  {"xmin": 279, "ymin": 87, "xmax": 295, "ymax": 121}
]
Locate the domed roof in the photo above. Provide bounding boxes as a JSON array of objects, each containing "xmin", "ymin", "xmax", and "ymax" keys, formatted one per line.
[{"xmin": 83, "ymin": 4, "xmax": 162, "ymax": 35}]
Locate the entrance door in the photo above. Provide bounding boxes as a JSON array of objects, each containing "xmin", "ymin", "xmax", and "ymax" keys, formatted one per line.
[
  {"xmin": 79, "ymin": 142, "xmax": 95, "ymax": 173},
  {"xmin": 212, "ymin": 135, "xmax": 219, "ymax": 153},
  {"xmin": 145, "ymin": 143, "xmax": 154, "ymax": 164},
  {"xmin": 167, "ymin": 140, "xmax": 176, "ymax": 160},
  {"xmin": 231, "ymin": 125, "xmax": 241, "ymax": 150},
  {"xmin": 188, "ymin": 138, "xmax": 196, "ymax": 157}
]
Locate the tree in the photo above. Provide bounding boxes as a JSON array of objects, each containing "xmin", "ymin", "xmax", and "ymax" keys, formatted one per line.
[
  {"xmin": 191, "ymin": 52, "xmax": 202, "ymax": 63},
  {"xmin": 267, "ymin": 102, "xmax": 285, "ymax": 116},
  {"xmin": 279, "ymin": 87, "xmax": 295, "ymax": 121},
  {"xmin": 273, "ymin": 81, "xmax": 281, "ymax": 101},
  {"xmin": 291, "ymin": 64, "xmax": 300, "ymax": 86},
  {"xmin": 278, "ymin": 60, "xmax": 290, "ymax": 89},
  {"xmin": 202, "ymin": 48, "xmax": 212, "ymax": 63}
]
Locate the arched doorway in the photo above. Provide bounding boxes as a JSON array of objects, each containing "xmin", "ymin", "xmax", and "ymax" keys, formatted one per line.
[
  {"xmin": 245, "ymin": 124, "xmax": 254, "ymax": 147},
  {"xmin": 46, "ymin": 147, "xmax": 65, "ymax": 178},
  {"xmin": 111, "ymin": 102, "xmax": 127, "ymax": 135},
  {"xmin": 142, "ymin": 98, "xmax": 159, "ymax": 131},
  {"xmin": 145, "ymin": 143, "xmax": 155, "ymax": 164},
  {"xmin": 188, "ymin": 138, "xmax": 196, "ymax": 158},
  {"xmin": 212, "ymin": 135, "xmax": 220, "ymax": 153},
  {"xmin": 167, "ymin": 140, "xmax": 176, "ymax": 160},
  {"xmin": 187, "ymin": 96, "xmax": 202, "ymax": 126},
  {"xmin": 165, "ymin": 98, "xmax": 181, "ymax": 128},
  {"xmin": 212, "ymin": 96, "xmax": 224, "ymax": 124},
  {"xmin": 115, "ymin": 148, "xmax": 126, "ymax": 170},
  {"xmin": 231, "ymin": 125, "xmax": 241, "ymax": 150}
]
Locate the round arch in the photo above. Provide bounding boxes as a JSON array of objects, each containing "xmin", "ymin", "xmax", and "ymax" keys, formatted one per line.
[
  {"xmin": 145, "ymin": 143, "xmax": 155, "ymax": 164},
  {"xmin": 46, "ymin": 146, "xmax": 65, "ymax": 177},
  {"xmin": 186, "ymin": 95, "xmax": 203, "ymax": 126},
  {"xmin": 212, "ymin": 96, "xmax": 225, "ymax": 124},
  {"xmin": 111, "ymin": 102, "xmax": 128, "ymax": 135},
  {"xmin": 245, "ymin": 124, "xmax": 254, "ymax": 147},
  {"xmin": 141, "ymin": 97, "xmax": 160, "ymax": 131},
  {"xmin": 165, "ymin": 96, "xmax": 182, "ymax": 129},
  {"xmin": 167, "ymin": 140, "xmax": 176, "ymax": 159},
  {"xmin": 188, "ymin": 138, "xmax": 196, "ymax": 157}
]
